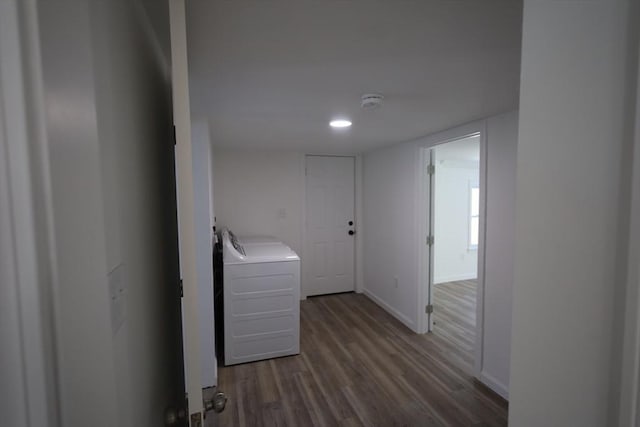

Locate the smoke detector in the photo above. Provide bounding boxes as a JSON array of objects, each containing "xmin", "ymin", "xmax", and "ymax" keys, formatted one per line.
[{"xmin": 361, "ymin": 93, "xmax": 384, "ymax": 110}]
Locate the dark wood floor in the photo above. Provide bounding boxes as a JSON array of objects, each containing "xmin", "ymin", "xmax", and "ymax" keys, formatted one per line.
[{"xmin": 208, "ymin": 287, "xmax": 507, "ymax": 427}]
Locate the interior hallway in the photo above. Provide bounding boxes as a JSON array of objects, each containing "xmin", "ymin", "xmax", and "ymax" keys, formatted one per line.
[{"xmin": 208, "ymin": 291, "xmax": 506, "ymax": 427}]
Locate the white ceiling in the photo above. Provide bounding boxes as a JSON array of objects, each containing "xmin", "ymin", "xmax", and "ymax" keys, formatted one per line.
[{"xmin": 186, "ymin": 1, "xmax": 522, "ymax": 154}]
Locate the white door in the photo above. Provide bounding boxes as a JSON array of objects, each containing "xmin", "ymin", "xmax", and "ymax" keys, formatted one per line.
[
  {"xmin": 169, "ymin": 1, "xmax": 204, "ymax": 425},
  {"xmin": 305, "ymin": 156, "xmax": 356, "ymax": 296}
]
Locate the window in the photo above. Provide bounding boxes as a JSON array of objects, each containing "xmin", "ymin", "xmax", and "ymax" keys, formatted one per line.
[{"xmin": 469, "ymin": 184, "xmax": 479, "ymax": 249}]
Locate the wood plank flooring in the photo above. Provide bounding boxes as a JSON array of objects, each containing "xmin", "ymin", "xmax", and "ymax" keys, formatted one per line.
[
  {"xmin": 432, "ymin": 280, "xmax": 477, "ymax": 356},
  {"xmin": 207, "ymin": 288, "xmax": 507, "ymax": 427}
]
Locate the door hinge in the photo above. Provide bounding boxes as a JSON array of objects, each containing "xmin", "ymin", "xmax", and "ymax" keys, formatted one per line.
[
  {"xmin": 427, "ymin": 164, "xmax": 435, "ymax": 175},
  {"xmin": 426, "ymin": 235, "xmax": 434, "ymax": 246},
  {"xmin": 426, "ymin": 304, "xmax": 434, "ymax": 314},
  {"xmin": 179, "ymin": 279, "xmax": 183, "ymax": 298}
]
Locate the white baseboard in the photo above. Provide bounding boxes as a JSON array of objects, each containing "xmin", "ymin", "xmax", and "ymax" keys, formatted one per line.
[
  {"xmin": 363, "ymin": 288, "xmax": 417, "ymax": 333},
  {"xmin": 434, "ymin": 273, "xmax": 477, "ymax": 285},
  {"xmin": 478, "ymin": 371, "xmax": 509, "ymax": 400}
]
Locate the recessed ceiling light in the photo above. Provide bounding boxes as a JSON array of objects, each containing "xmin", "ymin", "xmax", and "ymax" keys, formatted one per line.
[{"xmin": 329, "ymin": 119, "xmax": 352, "ymax": 128}]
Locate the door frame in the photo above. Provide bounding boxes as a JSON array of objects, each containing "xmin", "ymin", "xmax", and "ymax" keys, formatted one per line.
[
  {"xmin": 0, "ymin": 0, "xmax": 60, "ymax": 425},
  {"xmin": 416, "ymin": 120, "xmax": 488, "ymax": 380},
  {"xmin": 301, "ymin": 154, "xmax": 362, "ymax": 298}
]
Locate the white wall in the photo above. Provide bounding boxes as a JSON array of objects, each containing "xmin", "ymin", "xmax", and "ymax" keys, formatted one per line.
[
  {"xmin": 213, "ymin": 148, "xmax": 305, "ymax": 255},
  {"xmin": 509, "ymin": 1, "xmax": 637, "ymax": 426},
  {"xmin": 433, "ymin": 160, "xmax": 479, "ymax": 284},
  {"xmin": 363, "ymin": 144, "xmax": 421, "ymax": 329},
  {"xmin": 362, "ymin": 110, "xmax": 518, "ymax": 397},
  {"xmin": 37, "ymin": 1, "xmax": 182, "ymax": 426},
  {"xmin": 481, "ymin": 111, "xmax": 517, "ymax": 397}
]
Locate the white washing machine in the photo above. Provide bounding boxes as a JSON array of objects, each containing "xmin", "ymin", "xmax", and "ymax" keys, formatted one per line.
[
  {"xmin": 220, "ymin": 229, "xmax": 300, "ymax": 365},
  {"xmin": 237, "ymin": 234, "xmax": 280, "ymax": 246}
]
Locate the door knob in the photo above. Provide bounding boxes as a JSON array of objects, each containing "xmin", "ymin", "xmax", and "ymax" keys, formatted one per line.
[{"xmin": 348, "ymin": 230, "xmax": 355, "ymax": 236}]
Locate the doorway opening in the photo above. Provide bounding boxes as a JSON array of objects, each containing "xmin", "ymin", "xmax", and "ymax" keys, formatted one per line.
[{"xmin": 421, "ymin": 133, "xmax": 484, "ymax": 373}]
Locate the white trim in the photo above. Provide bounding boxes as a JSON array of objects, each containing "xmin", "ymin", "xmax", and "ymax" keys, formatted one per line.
[
  {"xmin": 475, "ymin": 120, "xmax": 489, "ymax": 381},
  {"xmin": 355, "ymin": 154, "xmax": 364, "ymax": 294},
  {"xmin": 479, "ymin": 371, "xmax": 509, "ymax": 400},
  {"xmin": 0, "ymin": 1, "xmax": 60, "ymax": 425},
  {"xmin": 364, "ymin": 289, "xmax": 417, "ymax": 332},
  {"xmin": 416, "ymin": 147, "xmax": 426, "ymax": 333},
  {"xmin": 299, "ymin": 153, "xmax": 308, "ymax": 299},
  {"xmin": 617, "ymin": 39, "xmax": 640, "ymax": 427},
  {"xmin": 423, "ymin": 148, "xmax": 435, "ymax": 332},
  {"xmin": 415, "ymin": 119, "xmax": 489, "ymax": 386}
]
